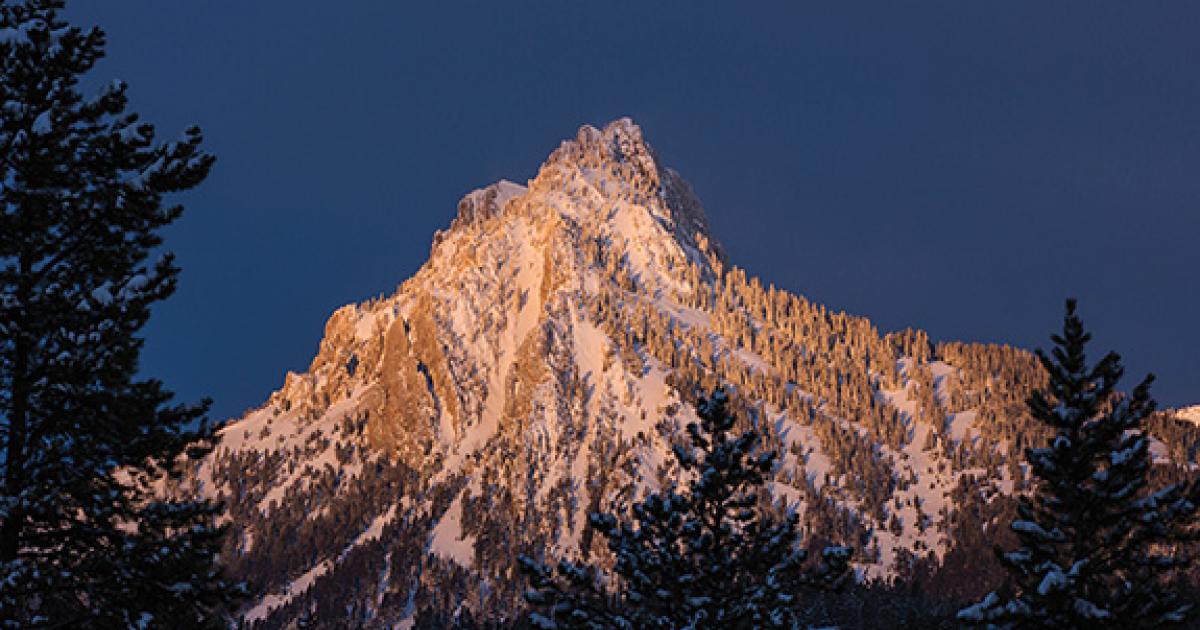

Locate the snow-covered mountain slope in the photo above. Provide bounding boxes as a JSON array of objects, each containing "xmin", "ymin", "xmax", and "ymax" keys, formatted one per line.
[
  {"xmin": 181, "ymin": 119, "xmax": 1200, "ymax": 628},
  {"xmin": 1178, "ymin": 405, "xmax": 1200, "ymax": 425}
]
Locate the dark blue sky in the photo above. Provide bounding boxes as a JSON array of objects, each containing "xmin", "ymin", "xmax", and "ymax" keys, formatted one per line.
[{"xmin": 65, "ymin": 2, "xmax": 1200, "ymax": 419}]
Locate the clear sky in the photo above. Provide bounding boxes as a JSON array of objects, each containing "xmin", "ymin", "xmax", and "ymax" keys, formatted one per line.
[{"xmin": 63, "ymin": 2, "xmax": 1200, "ymax": 419}]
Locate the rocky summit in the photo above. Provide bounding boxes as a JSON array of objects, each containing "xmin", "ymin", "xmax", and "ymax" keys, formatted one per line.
[{"xmin": 176, "ymin": 119, "xmax": 1200, "ymax": 627}]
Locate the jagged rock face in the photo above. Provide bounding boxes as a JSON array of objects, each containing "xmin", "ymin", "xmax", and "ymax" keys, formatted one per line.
[
  {"xmin": 186, "ymin": 119, "xmax": 1200, "ymax": 628},
  {"xmin": 365, "ymin": 307, "xmax": 445, "ymax": 466}
]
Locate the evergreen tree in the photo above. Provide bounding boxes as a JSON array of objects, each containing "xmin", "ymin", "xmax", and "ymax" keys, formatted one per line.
[
  {"xmin": 520, "ymin": 389, "xmax": 851, "ymax": 629},
  {"xmin": 958, "ymin": 300, "xmax": 1200, "ymax": 628},
  {"xmin": 0, "ymin": 1, "xmax": 242, "ymax": 626}
]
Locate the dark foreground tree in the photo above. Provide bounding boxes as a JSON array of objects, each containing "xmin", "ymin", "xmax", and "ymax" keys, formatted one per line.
[
  {"xmin": 958, "ymin": 300, "xmax": 1200, "ymax": 628},
  {"xmin": 520, "ymin": 389, "xmax": 851, "ymax": 629},
  {"xmin": 0, "ymin": 1, "xmax": 242, "ymax": 626}
]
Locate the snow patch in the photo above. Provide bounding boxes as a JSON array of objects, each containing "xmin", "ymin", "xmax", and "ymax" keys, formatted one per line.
[
  {"xmin": 430, "ymin": 491, "xmax": 475, "ymax": 568},
  {"xmin": 245, "ymin": 560, "xmax": 333, "ymax": 623}
]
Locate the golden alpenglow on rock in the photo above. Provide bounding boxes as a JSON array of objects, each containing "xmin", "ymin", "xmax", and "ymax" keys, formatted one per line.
[{"xmin": 182, "ymin": 119, "xmax": 1200, "ymax": 626}]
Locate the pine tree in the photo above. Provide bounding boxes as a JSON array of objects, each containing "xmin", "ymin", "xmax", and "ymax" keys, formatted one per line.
[
  {"xmin": 520, "ymin": 389, "xmax": 851, "ymax": 629},
  {"xmin": 0, "ymin": 1, "xmax": 242, "ymax": 626},
  {"xmin": 958, "ymin": 300, "xmax": 1200, "ymax": 628}
]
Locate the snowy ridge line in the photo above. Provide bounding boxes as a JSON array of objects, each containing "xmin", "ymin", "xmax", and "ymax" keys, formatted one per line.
[{"xmin": 177, "ymin": 119, "xmax": 1198, "ymax": 626}]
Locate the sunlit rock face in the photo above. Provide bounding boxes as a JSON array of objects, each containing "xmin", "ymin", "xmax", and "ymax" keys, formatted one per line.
[{"xmin": 182, "ymin": 119, "xmax": 1200, "ymax": 627}]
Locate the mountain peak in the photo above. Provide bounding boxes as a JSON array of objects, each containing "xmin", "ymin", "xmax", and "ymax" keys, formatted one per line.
[
  {"xmin": 193, "ymin": 117, "xmax": 1200, "ymax": 627},
  {"xmin": 435, "ymin": 118, "xmax": 724, "ymax": 273},
  {"xmin": 542, "ymin": 117, "xmax": 726, "ymax": 269},
  {"xmin": 548, "ymin": 117, "xmax": 656, "ymax": 171}
]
